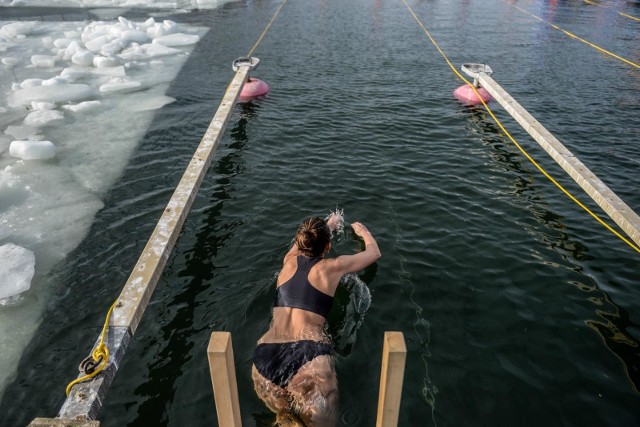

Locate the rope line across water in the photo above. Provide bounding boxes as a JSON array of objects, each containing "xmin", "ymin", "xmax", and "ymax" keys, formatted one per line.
[
  {"xmin": 582, "ymin": 0, "xmax": 640, "ymax": 23},
  {"xmin": 504, "ymin": 0, "xmax": 640, "ymax": 70},
  {"xmin": 399, "ymin": 0, "xmax": 640, "ymax": 254},
  {"xmin": 247, "ymin": 0, "xmax": 289, "ymax": 57},
  {"xmin": 65, "ymin": 0, "xmax": 290, "ymax": 397}
]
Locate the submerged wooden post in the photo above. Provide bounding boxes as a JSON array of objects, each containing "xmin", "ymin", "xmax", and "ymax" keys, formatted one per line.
[
  {"xmin": 208, "ymin": 332, "xmax": 242, "ymax": 427},
  {"xmin": 52, "ymin": 59, "xmax": 255, "ymax": 422},
  {"xmin": 471, "ymin": 67, "xmax": 640, "ymax": 249},
  {"xmin": 376, "ymin": 331, "xmax": 407, "ymax": 427}
]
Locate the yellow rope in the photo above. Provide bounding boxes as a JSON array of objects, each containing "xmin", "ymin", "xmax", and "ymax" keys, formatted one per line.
[
  {"xmin": 66, "ymin": 300, "xmax": 118, "ymax": 396},
  {"xmin": 504, "ymin": 0, "xmax": 640, "ymax": 70},
  {"xmin": 582, "ymin": 0, "xmax": 640, "ymax": 23},
  {"xmin": 247, "ymin": 0, "xmax": 288, "ymax": 57},
  {"xmin": 399, "ymin": 0, "xmax": 640, "ymax": 254}
]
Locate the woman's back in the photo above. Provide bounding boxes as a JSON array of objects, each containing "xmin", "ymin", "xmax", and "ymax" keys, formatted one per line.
[{"xmin": 259, "ymin": 255, "xmax": 334, "ymax": 343}]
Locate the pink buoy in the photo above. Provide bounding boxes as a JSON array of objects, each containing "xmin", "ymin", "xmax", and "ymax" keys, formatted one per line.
[
  {"xmin": 453, "ymin": 84, "xmax": 492, "ymax": 106},
  {"xmin": 239, "ymin": 77, "xmax": 270, "ymax": 103}
]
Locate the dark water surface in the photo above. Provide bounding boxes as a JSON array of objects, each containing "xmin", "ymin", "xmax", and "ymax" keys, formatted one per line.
[{"xmin": 2, "ymin": 0, "xmax": 640, "ymax": 426}]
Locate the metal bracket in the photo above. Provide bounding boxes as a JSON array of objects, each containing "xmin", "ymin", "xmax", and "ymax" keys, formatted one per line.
[
  {"xmin": 232, "ymin": 57, "xmax": 260, "ymax": 72},
  {"xmin": 461, "ymin": 63, "xmax": 492, "ymax": 88}
]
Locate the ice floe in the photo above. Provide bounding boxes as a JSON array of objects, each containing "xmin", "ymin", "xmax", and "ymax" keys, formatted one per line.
[
  {"xmin": 9, "ymin": 140, "xmax": 57, "ymax": 160},
  {"xmin": 0, "ymin": 243, "xmax": 35, "ymax": 300},
  {"xmin": 0, "ymin": 13, "xmax": 207, "ymax": 392}
]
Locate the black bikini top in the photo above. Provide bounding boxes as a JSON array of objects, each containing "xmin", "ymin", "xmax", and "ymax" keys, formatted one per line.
[{"xmin": 275, "ymin": 255, "xmax": 334, "ymax": 318}]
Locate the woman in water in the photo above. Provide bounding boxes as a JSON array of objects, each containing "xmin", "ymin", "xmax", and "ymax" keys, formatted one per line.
[{"xmin": 252, "ymin": 214, "xmax": 381, "ymax": 426}]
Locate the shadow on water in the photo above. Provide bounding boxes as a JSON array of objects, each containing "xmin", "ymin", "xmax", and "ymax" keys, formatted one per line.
[
  {"xmin": 464, "ymin": 106, "xmax": 596, "ymax": 259},
  {"xmin": 461, "ymin": 105, "xmax": 640, "ymax": 395},
  {"xmin": 121, "ymin": 103, "xmax": 257, "ymax": 427}
]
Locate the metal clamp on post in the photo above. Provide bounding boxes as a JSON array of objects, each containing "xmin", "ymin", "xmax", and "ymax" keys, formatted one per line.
[
  {"xmin": 232, "ymin": 56, "xmax": 260, "ymax": 72},
  {"xmin": 461, "ymin": 63, "xmax": 492, "ymax": 88}
]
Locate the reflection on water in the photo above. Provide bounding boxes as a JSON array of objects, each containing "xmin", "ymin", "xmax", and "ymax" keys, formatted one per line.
[
  {"xmin": 117, "ymin": 103, "xmax": 256, "ymax": 424},
  {"xmin": 585, "ymin": 286, "xmax": 640, "ymax": 395},
  {"xmin": 387, "ymin": 203, "xmax": 438, "ymax": 426},
  {"xmin": 462, "ymin": 105, "xmax": 640, "ymax": 396}
]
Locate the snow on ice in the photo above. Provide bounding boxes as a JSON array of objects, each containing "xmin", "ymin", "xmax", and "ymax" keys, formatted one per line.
[{"xmin": 0, "ymin": 11, "xmax": 206, "ymax": 392}]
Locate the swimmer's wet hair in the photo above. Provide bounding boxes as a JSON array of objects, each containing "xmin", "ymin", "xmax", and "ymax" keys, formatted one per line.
[{"xmin": 295, "ymin": 217, "xmax": 331, "ymax": 257}]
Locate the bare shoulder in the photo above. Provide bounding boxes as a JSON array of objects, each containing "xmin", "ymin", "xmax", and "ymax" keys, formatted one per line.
[
  {"xmin": 283, "ymin": 246, "xmax": 302, "ymax": 264},
  {"xmin": 318, "ymin": 257, "xmax": 342, "ymax": 271},
  {"xmin": 319, "ymin": 256, "xmax": 354, "ymax": 277},
  {"xmin": 278, "ymin": 248, "xmax": 301, "ymax": 285}
]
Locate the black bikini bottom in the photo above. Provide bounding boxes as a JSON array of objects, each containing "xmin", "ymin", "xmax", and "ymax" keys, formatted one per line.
[{"xmin": 253, "ymin": 340, "xmax": 333, "ymax": 388}]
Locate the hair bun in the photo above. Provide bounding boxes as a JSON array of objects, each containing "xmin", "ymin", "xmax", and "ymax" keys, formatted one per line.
[{"xmin": 295, "ymin": 217, "xmax": 331, "ymax": 257}]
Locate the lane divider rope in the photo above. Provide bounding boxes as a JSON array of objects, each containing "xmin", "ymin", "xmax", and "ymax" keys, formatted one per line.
[
  {"xmin": 504, "ymin": 0, "xmax": 640, "ymax": 70},
  {"xmin": 247, "ymin": 0, "xmax": 288, "ymax": 57},
  {"xmin": 399, "ymin": 0, "xmax": 640, "ymax": 254},
  {"xmin": 582, "ymin": 0, "xmax": 640, "ymax": 23}
]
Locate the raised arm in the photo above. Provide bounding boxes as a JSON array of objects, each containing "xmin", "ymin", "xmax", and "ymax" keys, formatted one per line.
[{"xmin": 332, "ymin": 222, "xmax": 381, "ymax": 275}]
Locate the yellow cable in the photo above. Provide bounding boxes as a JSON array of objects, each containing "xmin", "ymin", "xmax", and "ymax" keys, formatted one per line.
[
  {"xmin": 582, "ymin": 0, "xmax": 640, "ymax": 23},
  {"xmin": 504, "ymin": 0, "xmax": 640, "ymax": 70},
  {"xmin": 66, "ymin": 300, "xmax": 117, "ymax": 396},
  {"xmin": 399, "ymin": 0, "xmax": 640, "ymax": 254},
  {"xmin": 247, "ymin": 0, "xmax": 288, "ymax": 57}
]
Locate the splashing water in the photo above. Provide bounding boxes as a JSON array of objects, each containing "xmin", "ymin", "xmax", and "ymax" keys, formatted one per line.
[
  {"xmin": 331, "ymin": 272, "xmax": 372, "ymax": 356},
  {"xmin": 325, "ymin": 207, "xmax": 344, "ymax": 237},
  {"xmin": 318, "ymin": 207, "xmax": 373, "ymax": 355}
]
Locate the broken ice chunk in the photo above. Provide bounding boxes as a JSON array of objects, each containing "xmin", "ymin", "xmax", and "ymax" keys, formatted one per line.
[
  {"xmin": 23, "ymin": 110, "xmax": 65, "ymax": 127},
  {"xmin": 0, "ymin": 22, "xmax": 41, "ymax": 39},
  {"xmin": 61, "ymin": 100, "xmax": 102, "ymax": 113},
  {"xmin": 71, "ymin": 50, "xmax": 94, "ymax": 66},
  {"xmin": 31, "ymin": 55, "xmax": 56, "ymax": 67},
  {"xmin": 8, "ymin": 84, "xmax": 96, "ymax": 106},
  {"xmin": 2, "ymin": 57, "xmax": 19, "ymax": 67},
  {"xmin": 99, "ymin": 77, "xmax": 142, "ymax": 93},
  {"xmin": 152, "ymin": 33, "xmax": 200, "ymax": 47},
  {"xmin": 0, "ymin": 243, "xmax": 35, "ymax": 300},
  {"xmin": 128, "ymin": 95, "xmax": 176, "ymax": 111},
  {"xmin": 9, "ymin": 140, "xmax": 57, "ymax": 160}
]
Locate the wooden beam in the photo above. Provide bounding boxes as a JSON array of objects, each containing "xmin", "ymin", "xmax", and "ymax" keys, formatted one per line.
[
  {"xmin": 207, "ymin": 332, "xmax": 242, "ymax": 427},
  {"xmin": 57, "ymin": 62, "xmax": 252, "ymax": 420},
  {"xmin": 478, "ymin": 73, "xmax": 640, "ymax": 248},
  {"xmin": 112, "ymin": 65, "xmax": 251, "ymax": 335},
  {"xmin": 376, "ymin": 331, "xmax": 407, "ymax": 427}
]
